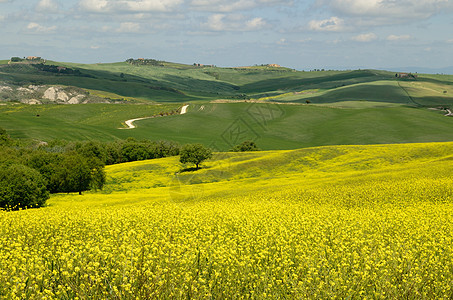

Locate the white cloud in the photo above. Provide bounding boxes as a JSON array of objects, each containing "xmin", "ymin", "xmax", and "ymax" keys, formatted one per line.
[
  {"xmin": 37, "ymin": 0, "xmax": 59, "ymax": 12},
  {"xmin": 79, "ymin": 0, "xmax": 183, "ymax": 13},
  {"xmin": 79, "ymin": 0, "xmax": 109, "ymax": 12},
  {"xmin": 351, "ymin": 32, "xmax": 377, "ymax": 42},
  {"xmin": 120, "ymin": 0, "xmax": 183, "ymax": 12},
  {"xmin": 316, "ymin": 0, "xmax": 453, "ymax": 24},
  {"xmin": 190, "ymin": 0, "xmax": 292, "ymax": 12},
  {"xmin": 90, "ymin": 45, "xmax": 100, "ymax": 49},
  {"xmin": 309, "ymin": 16, "xmax": 345, "ymax": 32},
  {"xmin": 447, "ymin": 39, "xmax": 453, "ymax": 44},
  {"xmin": 386, "ymin": 34, "xmax": 411, "ymax": 41},
  {"xmin": 27, "ymin": 22, "xmax": 57, "ymax": 33},
  {"xmin": 203, "ymin": 13, "xmax": 267, "ymax": 31},
  {"xmin": 246, "ymin": 17, "xmax": 266, "ymax": 30},
  {"xmin": 116, "ymin": 22, "xmax": 140, "ymax": 32}
]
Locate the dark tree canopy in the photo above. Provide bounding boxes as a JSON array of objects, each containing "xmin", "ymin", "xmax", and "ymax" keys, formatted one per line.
[
  {"xmin": 180, "ymin": 144, "xmax": 213, "ymax": 169},
  {"xmin": 231, "ymin": 141, "xmax": 260, "ymax": 152},
  {"xmin": 55, "ymin": 154, "xmax": 93, "ymax": 195},
  {"xmin": 0, "ymin": 164, "xmax": 49, "ymax": 210}
]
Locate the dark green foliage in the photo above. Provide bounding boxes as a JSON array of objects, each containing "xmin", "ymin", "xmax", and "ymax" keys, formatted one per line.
[
  {"xmin": 31, "ymin": 64, "xmax": 94, "ymax": 77},
  {"xmin": 0, "ymin": 164, "xmax": 49, "ymax": 210},
  {"xmin": 108, "ymin": 139, "xmax": 180, "ymax": 164},
  {"xmin": 180, "ymin": 144, "xmax": 212, "ymax": 169},
  {"xmin": 25, "ymin": 151, "xmax": 63, "ymax": 193},
  {"xmin": 0, "ymin": 134, "xmax": 180, "ymax": 200},
  {"xmin": 68, "ymin": 141, "xmax": 108, "ymax": 163},
  {"xmin": 53, "ymin": 154, "xmax": 92, "ymax": 195},
  {"xmin": 231, "ymin": 141, "xmax": 260, "ymax": 152},
  {"xmin": 0, "ymin": 127, "xmax": 11, "ymax": 145},
  {"xmin": 126, "ymin": 58, "xmax": 164, "ymax": 66}
]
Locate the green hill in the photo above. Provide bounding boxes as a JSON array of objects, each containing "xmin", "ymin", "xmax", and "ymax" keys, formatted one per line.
[
  {"xmin": 1, "ymin": 102, "xmax": 452, "ymax": 149},
  {"xmin": 2, "ymin": 60, "xmax": 453, "ymax": 106},
  {"xmin": 1, "ymin": 59, "xmax": 453, "ymax": 148}
]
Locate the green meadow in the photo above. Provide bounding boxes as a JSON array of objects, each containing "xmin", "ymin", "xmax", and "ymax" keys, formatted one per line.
[
  {"xmin": 2, "ymin": 60, "xmax": 453, "ymax": 106},
  {"xmin": 0, "ymin": 102, "xmax": 452, "ymax": 150}
]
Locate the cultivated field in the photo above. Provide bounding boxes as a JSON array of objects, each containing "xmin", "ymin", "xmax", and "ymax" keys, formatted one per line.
[
  {"xmin": 1, "ymin": 103, "xmax": 452, "ymax": 150},
  {"xmin": 1, "ymin": 142, "xmax": 453, "ymax": 298}
]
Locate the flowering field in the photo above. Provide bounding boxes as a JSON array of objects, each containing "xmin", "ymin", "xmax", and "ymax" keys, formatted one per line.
[{"xmin": 1, "ymin": 142, "xmax": 453, "ymax": 299}]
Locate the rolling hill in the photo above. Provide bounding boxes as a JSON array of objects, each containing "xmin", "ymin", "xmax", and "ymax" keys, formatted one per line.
[
  {"xmin": 0, "ymin": 102, "xmax": 452, "ymax": 150},
  {"xmin": 1, "ymin": 59, "xmax": 453, "ymax": 149},
  {"xmin": 3, "ymin": 142, "xmax": 452, "ymax": 298},
  {"xmin": 2, "ymin": 59, "xmax": 453, "ymax": 106}
]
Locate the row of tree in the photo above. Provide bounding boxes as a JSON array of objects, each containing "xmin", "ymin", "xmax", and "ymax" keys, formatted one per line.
[
  {"xmin": 0, "ymin": 127, "xmax": 259, "ymax": 210},
  {"xmin": 0, "ymin": 131, "xmax": 181, "ymax": 210}
]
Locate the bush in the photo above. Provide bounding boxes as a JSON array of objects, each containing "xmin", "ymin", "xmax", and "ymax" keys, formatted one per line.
[
  {"xmin": 0, "ymin": 164, "xmax": 49, "ymax": 210},
  {"xmin": 231, "ymin": 141, "xmax": 260, "ymax": 152},
  {"xmin": 180, "ymin": 144, "xmax": 212, "ymax": 169}
]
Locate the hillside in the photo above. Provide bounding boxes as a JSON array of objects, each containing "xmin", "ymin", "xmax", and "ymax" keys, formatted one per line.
[
  {"xmin": 1, "ymin": 102, "xmax": 452, "ymax": 149},
  {"xmin": 2, "ymin": 59, "xmax": 453, "ymax": 106},
  {"xmin": 2, "ymin": 142, "xmax": 453, "ymax": 298}
]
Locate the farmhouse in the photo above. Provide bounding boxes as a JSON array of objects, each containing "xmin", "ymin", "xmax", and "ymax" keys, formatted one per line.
[{"xmin": 396, "ymin": 72, "xmax": 417, "ymax": 79}]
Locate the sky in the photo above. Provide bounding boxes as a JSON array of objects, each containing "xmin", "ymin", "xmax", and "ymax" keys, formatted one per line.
[{"xmin": 1, "ymin": 0, "xmax": 453, "ymax": 70}]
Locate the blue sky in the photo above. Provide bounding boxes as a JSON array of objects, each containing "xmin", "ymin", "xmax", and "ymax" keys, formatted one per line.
[{"xmin": 1, "ymin": 0, "xmax": 453, "ymax": 70}]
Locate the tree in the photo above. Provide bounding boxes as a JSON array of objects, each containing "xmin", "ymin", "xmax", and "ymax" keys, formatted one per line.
[
  {"xmin": 179, "ymin": 144, "xmax": 212, "ymax": 169},
  {"xmin": 25, "ymin": 151, "xmax": 63, "ymax": 193},
  {"xmin": 0, "ymin": 164, "xmax": 49, "ymax": 210},
  {"xmin": 231, "ymin": 141, "xmax": 260, "ymax": 152}
]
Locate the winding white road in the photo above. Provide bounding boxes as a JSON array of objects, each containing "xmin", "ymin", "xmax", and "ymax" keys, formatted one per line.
[{"xmin": 121, "ymin": 104, "xmax": 189, "ymax": 129}]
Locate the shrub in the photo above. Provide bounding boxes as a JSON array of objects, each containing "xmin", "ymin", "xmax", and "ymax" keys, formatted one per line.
[
  {"xmin": 231, "ymin": 141, "xmax": 260, "ymax": 152},
  {"xmin": 0, "ymin": 164, "xmax": 49, "ymax": 210}
]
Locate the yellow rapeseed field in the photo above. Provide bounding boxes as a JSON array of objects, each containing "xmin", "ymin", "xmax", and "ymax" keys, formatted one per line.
[{"xmin": 1, "ymin": 142, "xmax": 452, "ymax": 299}]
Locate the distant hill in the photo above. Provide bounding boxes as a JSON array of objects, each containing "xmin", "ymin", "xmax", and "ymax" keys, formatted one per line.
[{"xmin": 2, "ymin": 59, "xmax": 453, "ymax": 106}]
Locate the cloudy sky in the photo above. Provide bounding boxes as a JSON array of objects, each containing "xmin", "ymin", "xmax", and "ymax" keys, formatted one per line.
[{"xmin": 1, "ymin": 0, "xmax": 453, "ymax": 70}]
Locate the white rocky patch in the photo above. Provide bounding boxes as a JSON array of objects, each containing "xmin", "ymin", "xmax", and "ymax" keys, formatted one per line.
[
  {"xmin": 0, "ymin": 86, "xmax": 13, "ymax": 92},
  {"xmin": 68, "ymin": 95, "xmax": 85, "ymax": 104},
  {"xmin": 57, "ymin": 91, "xmax": 69, "ymax": 102},
  {"xmin": 21, "ymin": 99, "xmax": 42, "ymax": 105},
  {"xmin": 18, "ymin": 87, "xmax": 33, "ymax": 93},
  {"xmin": 43, "ymin": 87, "xmax": 58, "ymax": 101}
]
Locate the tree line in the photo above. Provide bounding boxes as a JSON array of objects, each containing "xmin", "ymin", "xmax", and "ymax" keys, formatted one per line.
[
  {"xmin": 1, "ymin": 127, "xmax": 259, "ymax": 210},
  {"xmin": 0, "ymin": 129, "xmax": 180, "ymax": 210}
]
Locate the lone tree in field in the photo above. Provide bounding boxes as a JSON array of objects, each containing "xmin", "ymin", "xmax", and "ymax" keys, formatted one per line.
[{"xmin": 180, "ymin": 144, "xmax": 212, "ymax": 169}]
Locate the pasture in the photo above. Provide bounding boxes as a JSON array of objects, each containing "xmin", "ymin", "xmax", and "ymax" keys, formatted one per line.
[{"xmin": 1, "ymin": 103, "xmax": 452, "ymax": 150}]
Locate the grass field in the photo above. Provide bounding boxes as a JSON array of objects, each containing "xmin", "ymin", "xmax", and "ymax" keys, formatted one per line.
[
  {"xmin": 1, "ymin": 142, "xmax": 453, "ymax": 298},
  {"xmin": 3, "ymin": 60, "xmax": 453, "ymax": 105},
  {"xmin": 0, "ymin": 103, "xmax": 180, "ymax": 141},
  {"xmin": 1, "ymin": 102, "xmax": 451, "ymax": 150}
]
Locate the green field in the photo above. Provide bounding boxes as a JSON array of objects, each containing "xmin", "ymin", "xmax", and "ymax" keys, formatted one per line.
[
  {"xmin": 1, "ymin": 102, "xmax": 452, "ymax": 150},
  {"xmin": 2, "ymin": 142, "xmax": 453, "ymax": 298},
  {"xmin": 2, "ymin": 60, "xmax": 453, "ymax": 105},
  {"xmin": 1, "ymin": 59, "xmax": 453, "ymax": 150}
]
